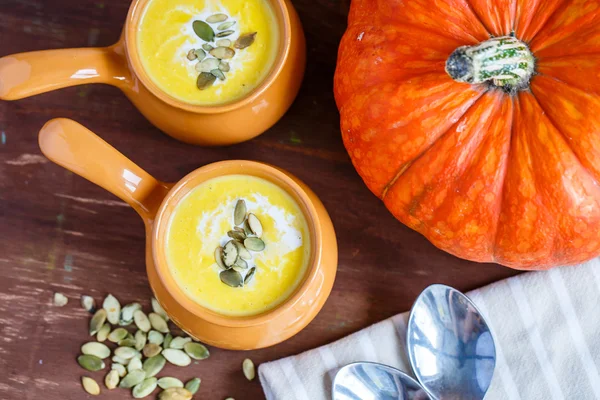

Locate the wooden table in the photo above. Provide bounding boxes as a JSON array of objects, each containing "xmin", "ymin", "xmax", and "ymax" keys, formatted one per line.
[{"xmin": 0, "ymin": 0, "xmax": 519, "ymax": 398}]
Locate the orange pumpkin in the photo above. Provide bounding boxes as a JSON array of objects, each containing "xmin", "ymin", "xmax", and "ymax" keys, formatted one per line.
[{"xmin": 334, "ymin": 0, "xmax": 600, "ymax": 270}]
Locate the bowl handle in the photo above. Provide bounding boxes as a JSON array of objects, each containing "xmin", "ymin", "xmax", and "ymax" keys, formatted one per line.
[
  {"xmin": 0, "ymin": 41, "xmax": 130, "ymax": 100},
  {"xmin": 39, "ymin": 118, "xmax": 170, "ymax": 221}
]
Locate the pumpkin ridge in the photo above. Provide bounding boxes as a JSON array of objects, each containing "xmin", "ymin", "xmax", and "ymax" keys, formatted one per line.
[
  {"xmin": 514, "ymin": 0, "xmax": 565, "ymax": 42},
  {"xmin": 461, "ymin": 0, "xmax": 497, "ymax": 36}
]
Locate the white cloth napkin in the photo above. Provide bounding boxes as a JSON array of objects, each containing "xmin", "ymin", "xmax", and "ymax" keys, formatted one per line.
[{"xmin": 259, "ymin": 259, "xmax": 600, "ymax": 400}]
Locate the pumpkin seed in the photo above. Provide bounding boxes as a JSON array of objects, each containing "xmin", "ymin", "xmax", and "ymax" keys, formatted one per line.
[
  {"xmin": 194, "ymin": 48, "xmax": 206, "ymax": 62},
  {"xmin": 234, "ymin": 200, "xmax": 247, "ymax": 225},
  {"xmin": 218, "ymin": 61, "xmax": 230, "ymax": 72},
  {"xmin": 243, "ymin": 358, "xmax": 256, "ymax": 380},
  {"xmin": 149, "ymin": 313, "xmax": 169, "ymax": 333},
  {"xmin": 184, "ymin": 378, "xmax": 201, "ymax": 394},
  {"xmin": 134, "ymin": 310, "xmax": 151, "ymax": 332},
  {"xmin": 159, "ymin": 387, "xmax": 193, "ymax": 400},
  {"xmin": 81, "ymin": 342, "xmax": 111, "ymax": 359},
  {"xmin": 183, "ymin": 342, "xmax": 210, "ymax": 360},
  {"xmin": 78, "ymin": 354, "xmax": 105, "ymax": 371},
  {"xmin": 225, "ymin": 398, "xmax": 235, "ymax": 400},
  {"xmin": 195, "ymin": 57, "xmax": 219, "ymax": 73},
  {"xmin": 103, "ymin": 294, "xmax": 121, "ymax": 325},
  {"xmin": 108, "ymin": 327, "xmax": 128, "ymax": 343},
  {"xmin": 114, "ymin": 346, "xmax": 138, "ymax": 360},
  {"xmin": 244, "ymin": 237, "xmax": 265, "ymax": 251},
  {"xmin": 162, "ymin": 349, "xmax": 192, "ymax": 366},
  {"xmin": 53, "ymin": 292, "xmax": 68, "ymax": 307},
  {"xmin": 216, "ymin": 39, "xmax": 232, "ymax": 47},
  {"xmin": 158, "ymin": 377, "xmax": 184, "ymax": 389},
  {"xmin": 151, "ymin": 298, "xmax": 169, "ymax": 321},
  {"xmin": 247, "ymin": 213, "xmax": 263, "ymax": 237},
  {"xmin": 133, "ymin": 377, "xmax": 158, "ymax": 398},
  {"xmin": 227, "ymin": 230, "xmax": 246, "ymax": 241},
  {"xmin": 196, "ymin": 72, "xmax": 216, "ymax": 90},
  {"xmin": 148, "ymin": 330, "xmax": 164, "ymax": 345},
  {"xmin": 96, "ymin": 323, "xmax": 111, "ymax": 342},
  {"xmin": 82, "ymin": 376, "xmax": 100, "ymax": 395},
  {"xmin": 143, "ymin": 343, "xmax": 162, "ymax": 358},
  {"xmin": 220, "ymin": 269, "xmax": 243, "ymax": 287},
  {"xmin": 216, "ymin": 30, "xmax": 235, "ymax": 38},
  {"xmin": 119, "ymin": 369, "xmax": 146, "ymax": 388},
  {"xmin": 105, "ymin": 369, "xmax": 120, "ymax": 389},
  {"xmin": 244, "ymin": 267, "xmax": 256, "ymax": 285},
  {"xmin": 143, "ymin": 355, "xmax": 166, "ymax": 377},
  {"xmin": 243, "ymin": 219, "xmax": 253, "ymax": 236},
  {"xmin": 81, "ymin": 295, "xmax": 96, "ymax": 313},
  {"xmin": 202, "ymin": 43, "xmax": 214, "ymax": 51},
  {"xmin": 135, "ymin": 330, "xmax": 147, "ymax": 351},
  {"xmin": 186, "ymin": 49, "xmax": 197, "ymax": 61},
  {"xmin": 169, "ymin": 336, "xmax": 192, "ymax": 350},
  {"xmin": 119, "ymin": 337, "xmax": 137, "ymax": 347},
  {"xmin": 192, "ymin": 20, "xmax": 214, "ymax": 42},
  {"xmin": 235, "ymin": 32, "xmax": 257, "ymax": 49},
  {"xmin": 234, "ymin": 257, "xmax": 248, "ymax": 269},
  {"xmin": 210, "ymin": 46, "xmax": 235, "ymax": 59},
  {"xmin": 111, "ymin": 363, "xmax": 127, "ymax": 377},
  {"xmin": 89, "ymin": 309, "xmax": 107, "ymax": 336},
  {"xmin": 163, "ymin": 333, "xmax": 173, "ymax": 349},
  {"xmin": 120, "ymin": 302, "xmax": 142, "ymax": 326},
  {"xmin": 234, "ymin": 240, "xmax": 251, "ymax": 260},
  {"xmin": 214, "ymin": 247, "xmax": 228, "ymax": 270},
  {"xmin": 206, "ymin": 13, "xmax": 228, "ymax": 23},
  {"xmin": 217, "ymin": 21, "xmax": 236, "ymax": 30},
  {"xmin": 211, "ymin": 68, "xmax": 226, "ymax": 81},
  {"xmin": 128, "ymin": 357, "xmax": 143, "ymax": 373},
  {"xmin": 112, "ymin": 355, "xmax": 130, "ymax": 365},
  {"xmin": 223, "ymin": 241, "xmax": 238, "ymax": 266}
]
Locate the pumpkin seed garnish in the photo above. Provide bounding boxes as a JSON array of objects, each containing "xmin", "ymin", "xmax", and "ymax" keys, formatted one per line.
[
  {"xmin": 89, "ymin": 309, "xmax": 107, "ymax": 336},
  {"xmin": 235, "ymin": 32, "xmax": 257, "ymax": 49},
  {"xmin": 134, "ymin": 310, "xmax": 151, "ymax": 332},
  {"xmin": 108, "ymin": 327, "xmax": 129, "ymax": 343},
  {"xmin": 163, "ymin": 333, "xmax": 173, "ymax": 349},
  {"xmin": 151, "ymin": 298, "xmax": 169, "ymax": 321},
  {"xmin": 234, "ymin": 257, "xmax": 248, "ymax": 269},
  {"xmin": 218, "ymin": 61, "xmax": 230, "ymax": 72},
  {"xmin": 219, "ymin": 269, "xmax": 243, "ymax": 288},
  {"xmin": 216, "ymin": 39, "xmax": 232, "ymax": 47},
  {"xmin": 119, "ymin": 369, "xmax": 146, "ymax": 389},
  {"xmin": 159, "ymin": 387, "xmax": 193, "ymax": 400},
  {"xmin": 81, "ymin": 295, "xmax": 96, "ymax": 313},
  {"xmin": 192, "ymin": 20, "xmax": 214, "ymax": 42},
  {"xmin": 148, "ymin": 330, "xmax": 164, "ymax": 345},
  {"xmin": 211, "ymin": 68, "xmax": 226, "ymax": 81},
  {"xmin": 243, "ymin": 219, "xmax": 253, "ymax": 236},
  {"xmin": 196, "ymin": 72, "xmax": 216, "ymax": 90},
  {"xmin": 105, "ymin": 369, "xmax": 120, "ymax": 389},
  {"xmin": 183, "ymin": 342, "xmax": 210, "ymax": 360},
  {"xmin": 223, "ymin": 241, "xmax": 239, "ymax": 266},
  {"xmin": 112, "ymin": 355, "xmax": 130, "ymax": 365},
  {"xmin": 216, "ymin": 29, "xmax": 235, "ymax": 38},
  {"xmin": 227, "ymin": 230, "xmax": 246, "ymax": 241},
  {"xmin": 143, "ymin": 343, "xmax": 162, "ymax": 358},
  {"xmin": 210, "ymin": 46, "xmax": 235, "ymax": 59},
  {"xmin": 234, "ymin": 199, "xmax": 247, "ymax": 225},
  {"xmin": 244, "ymin": 237, "xmax": 265, "ymax": 251},
  {"xmin": 114, "ymin": 346, "xmax": 138, "ymax": 360},
  {"xmin": 184, "ymin": 377, "xmax": 201, "ymax": 394},
  {"xmin": 206, "ymin": 13, "xmax": 228, "ymax": 23},
  {"xmin": 81, "ymin": 342, "xmax": 111, "ymax": 359},
  {"xmin": 82, "ymin": 376, "xmax": 100, "ymax": 395},
  {"xmin": 149, "ymin": 313, "xmax": 169, "ymax": 333},
  {"xmin": 202, "ymin": 43, "xmax": 214, "ymax": 51},
  {"xmin": 158, "ymin": 377, "xmax": 184, "ymax": 389},
  {"xmin": 247, "ymin": 213, "xmax": 263, "ymax": 237},
  {"xmin": 103, "ymin": 294, "xmax": 121, "ymax": 325},
  {"xmin": 162, "ymin": 349, "xmax": 192, "ymax": 367},
  {"xmin": 186, "ymin": 49, "xmax": 197, "ymax": 61},
  {"xmin": 128, "ymin": 357, "xmax": 143, "ymax": 373},
  {"xmin": 112, "ymin": 363, "xmax": 127, "ymax": 377},
  {"xmin": 53, "ymin": 292, "xmax": 68, "ymax": 307},
  {"xmin": 244, "ymin": 267, "xmax": 256, "ymax": 285},
  {"xmin": 217, "ymin": 21, "xmax": 236, "ymax": 30},
  {"xmin": 78, "ymin": 354, "xmax": 105, "ymax": 371},
  {"xmin": 169, "ymin": 336, "xmax": 192, "ymax": 350},
  {"xmin": 243, "ymin": 358, "xmax": 256, "ymax": 380},
  {"xmin": 119, "ymin": 337, "xmax": 136, "ymax": 347},
  {"xmin": 120, "ymin": 302, "xmax": 142, "ymax": 326},
  {"xmin": 133, "ymin": 377, "xmax": 158, "ymax": 398},
  {"xmin": 96, "ymin": 322, "xmax": 111, "ymax": 342},
  {"xmin": 214, "ymin": 247, "xmax": 228, "ymax": 270},
  {"xmin": 143, "ymin": 354, "xmax": 166, "ymax": 377},
  {"xmin": 234, "ymin": 240, "xmax": 252, "ymax": 260},
  {"xmin": 194, "ymin": 49, "xmax": 206, "ymax": 61},
  {"xmin": 135, "ymin": 330, "xmax": 147, "ymax": 351},
  {"xmin": 196, "ymin": 57, "xmax": 220, "ymax": 73}
]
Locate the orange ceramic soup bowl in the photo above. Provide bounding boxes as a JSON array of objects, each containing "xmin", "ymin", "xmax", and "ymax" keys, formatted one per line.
[
  {"xmin": 38, "ymin": 118, "xmax": 337, "ymax": 349},
  {"xmin": 0, "ymin": 0, "xmax": 305, "ymax": 146}
]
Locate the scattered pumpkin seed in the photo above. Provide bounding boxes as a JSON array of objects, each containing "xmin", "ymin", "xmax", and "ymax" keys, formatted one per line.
[
  {"xmin": 158, "ymin": 377, "xmax": 184, "ymax": 389},
  {"xmin": 108, "ymin": 327, "xmax": 129, "ymax": 343},
  {"xmin": 78, "ymin": 354, "xmax": 105, "ymax": 371},
  {"xmin": 81, "ymin": 295, "xmax": 96, "ymax": 313},
  {"xmin": 135, "ymin": 330, "xmax": 147, "ymax": 351},
  {"xmin": 149, "ymin": 313, "xmax": 169, "ymax": 333},
  {"xmin": 103, "ymin": 294, "xmax": 121, "ymax": 325},
  {"xmin": 115, "ymin": 346, "xmax": 138, "ymax": 360},
  {"xmin": 218, "ymin": 61, "xmax": 231, "ymax": 72},
  {"xmin": 186, "ymin": 49, "xmax": 197, "ymax": 61},
  {"xmin": 234, "ymin": 257, "xmax": 248, "ymax": 269},
  {"xmin": 134, "ymin": 310, "xmax": 151, "ymax": 332},
  {"xmin": 247, "ymin": 213, "xmax": 263, "ymax": 237},
  {"xmin": 169, "ymin": 336, "xmax": 192, "ymax": 350},
  {"xmin": 234, "ymin": 32, "xmax": 257, "ymax": 49},
  {"xmin": 119, "ymin": 369, "xmax": 146, "ymax": 389},
  {"xmin": 194, "ymin": 48, "xmax": 206, "ymax": 61},
  {"xmin": 133, "ymin": 377, "xmax": 158, "ymax": 398},
  {"xmin": 184, "ymin": 378, "xmax": 201, "ymax": 394},
  {"xmin": 96, "ymin": 323, "xmax": 111, "ymax": 342},
  {"xmin": 120, "ymin": 302, "xmax": 142, "ymax": 326},
  {"xmin": 151, "ymin": 298, "xmax": 169, "ymax": 321},
  {"xmin": 119, "ymin": 337, "xmax": 137, "ymax": 347},
  {"xmin": 163, "ymin": 333, "xmax": 173, "ymax": 349},
  {"xmin": 162, "ymin": 349, "xmax": 192, "ymax": 367},
  {"xmin": 217, "ymin": 21, "xmax": 236, "ymax": 30},
  {"xmin": 216, "ymin": 39, "xmax": 232, "ymax": 47},
  {"xmin": 128, "ymin": 357, "xmax": 143, "ymax": 373},
  {"xmin": 243, "ymin": 219, "xmax": 253, "ymax": 236},
  {"xmin": 202, "ymin": 43, "xmax": 214, "ymax": 51},
  {"xmin": 183, "ymin": 342, "xmax": 210, "ymax": 360},
  {"xmin": 211, "ymin": 68, "xmax": 226, "ymax": 81},
  {"xmin": 220, "ymin": 269, "xmax": 243, "ymax": 287},
  {"xmin": 89, "ymin": 309, "xmax": 107, "ymax": 336},
  {"xmin": 148, "ymin": 330, "xmax": 164, "ymax": 345},
  {"xmin": 216, "ymin": 30, "xmax": 235, "ymax": 38},
  {"xmin": 111, "ymin": 363, "xmax": 127, "ymax": 377},
  {"xmin": 105, "ymin": 369, "xmax": 120, "ymax": 389},
  {"xmin": 243, "ymin": 358, "xmax": 256, "ymax": 380},
  {"xmin": 244, "ymin": 267, "xmax": 256, "ymax": 285},
  {"xmin": 192, "ymin": 20, "xmax": 214, "ymax": 42},
  {"xmin": 159, "ymin": 387, "xmax": 193, "ymax": 400},
  {"xmin": 82, "ymin": 376, "xmax": 100, "ymax": 395},
  {"xmin": 143, "ymin": 343, "xmax": 162, "ymax": 358},
  {"xmin": 234, "ymin": 200, "xmax": 247, "ymax": 225},
  {"xmin": 234, "ymin": 240, "xmax": 251, "ymax": 260},
  {"xmin": 206, "ymin": 13, "xmax": 228, "ymax": 23},
  {"xmin": 244, "ymin": 237, "xmax": 265, "ymax": 251},
  {"xmin": 53, "ymin": 292, "xmax": 68, "ymax": 307},
  {"xmin": 112, "ymin": 355, "xmax": 130, "ymax": 365},
  {"xmin": 81, "ymin": 342, "xmax": 111, "ymax": 359},
  {"xmin": 196, "ymin": 72, "xmax": 216, "ymax": 90},
  {"xmin": 210, "ymin": 46, "xmax": 235, "ymax": 59},
  {"xmin": 195, "ymin": 57, "xmax": 218, "ymax": 73},
  {"xmin": 142, "ymin": 355, "xmax": 166, "ymax": 377},
  {"xmin": 223, "ymin": 241, "xmax": 239, "ymax": 266},
  {"xmin": 227, "ymin": 230, "xmax": 246, "ymax": 241},
  {"xmin": 214, "ymin": 247, "xmax": 228, "ymax": 270}
]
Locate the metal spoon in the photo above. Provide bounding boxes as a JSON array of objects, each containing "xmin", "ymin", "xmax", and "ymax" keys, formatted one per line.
[
  {"xmin": 332, "ymin": 362, "xmax": 432, "ymax": 400},
  {"xmin": 406, "ymin": 284, "xmax": 496, "ymax": 400}
]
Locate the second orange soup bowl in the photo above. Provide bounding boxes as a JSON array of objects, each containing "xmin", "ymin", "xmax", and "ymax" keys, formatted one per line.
[{"xmin": 38, "ymin": 118, "xmax": 337, "ymax": 350}]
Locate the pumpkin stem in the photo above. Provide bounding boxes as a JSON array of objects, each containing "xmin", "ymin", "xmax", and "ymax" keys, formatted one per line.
[{"xmin": 445, "ymin": 35, "xmax": 535, "ymax": 93}]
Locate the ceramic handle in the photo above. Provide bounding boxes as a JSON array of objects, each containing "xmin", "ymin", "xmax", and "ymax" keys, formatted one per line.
[
  {"xmin": 0, "ymin": 43, "xmax": 129, "ymax": 100},
  {"xmin": 39, "ymin": 118, "xmax": 170, "ymax": 220}
]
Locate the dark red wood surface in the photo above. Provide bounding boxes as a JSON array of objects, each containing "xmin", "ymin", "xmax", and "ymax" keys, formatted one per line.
[{"xmin": 0, "ymin": 0, "xmax": 519, "ymax": 398}]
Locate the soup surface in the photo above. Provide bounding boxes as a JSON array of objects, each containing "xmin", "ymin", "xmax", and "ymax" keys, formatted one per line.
[
  {"xmin": 166, "ymin": 175, "xmax": 311, "ymax": 316},
  {"xmin": 137, "ymin": 0, "xmax": 279, "ymax": 105}
]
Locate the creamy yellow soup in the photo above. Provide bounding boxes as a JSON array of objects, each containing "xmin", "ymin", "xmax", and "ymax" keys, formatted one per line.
[
  {"xmin": 137, "ymin": 0, "xmax": 279, "ymax": 105},
  {"xmin": 166, "ymin": 175, "xmax": 311, "ymax": 316}
]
